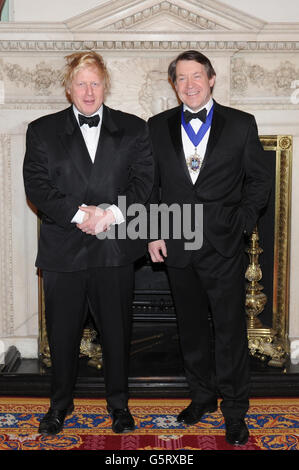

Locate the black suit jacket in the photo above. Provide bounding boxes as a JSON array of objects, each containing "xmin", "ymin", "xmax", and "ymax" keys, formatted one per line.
[
  {"xmin": 23, "ymin": 105, "xmax": 154, "ymax": 271},
  {"xmin": 148, "ymin": 101, "xmax": 271, "ymax": 266}
]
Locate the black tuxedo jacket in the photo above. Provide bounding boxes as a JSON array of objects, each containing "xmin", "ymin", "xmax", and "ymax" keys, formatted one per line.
[
  {"xmin": 148, "ymin": 101, "xmax": 271, "ymax": 266},
  {"xmin": 23, "ymin": 105, "xmax": 154, "ymax": 271}
]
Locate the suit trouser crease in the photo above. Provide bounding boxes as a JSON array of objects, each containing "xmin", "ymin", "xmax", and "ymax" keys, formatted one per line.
[
  {"xmin": 43, "ymin": 265, "xmax": 134, "ymax": 411},
  {"xmin": 167, "ymin": 244, "xmax": 250, "ymax": 419}
]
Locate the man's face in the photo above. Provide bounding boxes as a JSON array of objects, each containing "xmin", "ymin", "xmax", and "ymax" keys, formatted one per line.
[
  {"xmin": 174, "ymin": 60, "xmax": 215, "ymax": 111},
  {"xmin": 68, "ymin": 65, "xmax": 105, "ymax": 116}
]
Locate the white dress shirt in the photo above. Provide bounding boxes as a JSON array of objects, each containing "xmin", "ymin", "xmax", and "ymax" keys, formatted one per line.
[
  {"xmin": 182, "ymin": 97, "xmax": 214, "ymax": 184},
  {"xmin": 71, "ymin": 105, "xmax": 125, "ymax": 225}
]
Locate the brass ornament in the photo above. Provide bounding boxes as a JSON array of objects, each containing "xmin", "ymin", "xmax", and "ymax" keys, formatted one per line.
[
  {"xmin": 79, "ymin": 328, "xmax": 103, "ymax": 370},
  {"xmin": 245, "ymin": 227, "xmax": 287, "ymax": 367},
  {"xmin": 278, "ymin": 136, "xmax": 291, "ymax": 150},
  {"xmin": 38, "ymin": 271, "xmax": 102, "ymax": 370},
  {"xmin": 245, "ymin": 227, "xmax": 267, "ymax": 330}
]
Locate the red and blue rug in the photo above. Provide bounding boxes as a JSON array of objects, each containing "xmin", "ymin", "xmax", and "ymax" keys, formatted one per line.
[{"xmin": 0, "ymin": 397, "xmax": 298, "ymax": 451}]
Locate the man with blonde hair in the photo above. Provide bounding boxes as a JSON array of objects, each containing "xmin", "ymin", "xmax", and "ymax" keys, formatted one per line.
[{"xmin": 23, "ymin": 51, "xmax": 154, "ymax": 435}]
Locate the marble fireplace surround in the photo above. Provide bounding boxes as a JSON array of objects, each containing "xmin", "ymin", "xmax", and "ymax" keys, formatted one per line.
[{"xmin": 0, "ymin": 0, "xmax": 299, "ymax": 363}]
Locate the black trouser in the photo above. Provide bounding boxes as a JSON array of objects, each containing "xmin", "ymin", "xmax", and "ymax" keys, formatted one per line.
[
  {"xmin": 42, "ymin": 265, "xmax": 134, "ymax": 411},
  {"xmin": 167, "ymin": 242, "xmax": 250, "ymax": 420}
]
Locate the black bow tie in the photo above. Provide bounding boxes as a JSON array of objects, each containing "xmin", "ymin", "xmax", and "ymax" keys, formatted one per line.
[
  {"xmin": 184, "ymin": 108, "xmax": 207, "ymax": 124},
  {"xmin": 78, "ymin": 114, "xmax": 100, "ymax": 128}
]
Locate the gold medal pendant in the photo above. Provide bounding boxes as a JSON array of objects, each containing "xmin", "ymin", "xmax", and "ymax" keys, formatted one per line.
[{"xmin": 187, "ymin": 148, "xmax": 202, "ymax": 173}]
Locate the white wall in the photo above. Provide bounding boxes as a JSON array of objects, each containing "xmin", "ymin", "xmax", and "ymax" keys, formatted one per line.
[
  {"xmin": 220, "ymin": 0, "xmax": 299, "ymax": 22},
  {"xmin": 11, "ymin": 0, "xmax": 101, "ymax": 21}
]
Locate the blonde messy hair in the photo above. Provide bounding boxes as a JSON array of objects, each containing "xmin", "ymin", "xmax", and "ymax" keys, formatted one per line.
[{"xmin": 63, "ymin": 51, "xmax": 111, "ymax": 101}]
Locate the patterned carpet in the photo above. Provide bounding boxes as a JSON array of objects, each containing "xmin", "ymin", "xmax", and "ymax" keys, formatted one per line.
[{"xmin": 0, "ymin": 397, "xmax": 298, "ymax": 451}]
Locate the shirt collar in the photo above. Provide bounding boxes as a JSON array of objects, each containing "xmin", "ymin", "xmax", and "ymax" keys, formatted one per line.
[
  {"xmin": 73, "ymin": 104, "xmax": 103, "ymax": 125},
  {"xmin": 183, "ymin": 97, "xmax": 214, "ymax": 114}
]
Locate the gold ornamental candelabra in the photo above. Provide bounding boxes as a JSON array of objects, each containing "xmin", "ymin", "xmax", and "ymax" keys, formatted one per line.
[{"xmin": 245, "ymin": 227, "xmax": 286, "ymax": 367}]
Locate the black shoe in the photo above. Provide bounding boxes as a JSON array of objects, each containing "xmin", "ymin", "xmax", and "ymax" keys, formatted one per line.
[
  {"xmin": 225, "ymin": 418, "xmax": 249, "ymax": 446},
  {"xmin": 177, "ymin": 401, "xmax": 218, "ymax": 425},
  {"xmin": 108, "ymin": 407, "xmax": 135, "ymax": 434},
  {"xmin": 38, "ymin": 404, "xmax": 74, "ymax": 436}
]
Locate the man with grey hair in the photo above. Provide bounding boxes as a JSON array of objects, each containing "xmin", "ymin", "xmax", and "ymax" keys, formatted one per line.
[{"xmin": 148, "ymin": 50, "xmax": 271, "ymax": 446}]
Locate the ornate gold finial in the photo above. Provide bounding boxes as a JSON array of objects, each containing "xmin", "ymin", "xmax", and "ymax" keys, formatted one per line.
[
  {"xmin": 245, "ymin": 227, "xmax": 286, "ymax": 366},
  {"xmin": 245, "ymin": 227, "xmax": 267, "ymax": 330}
]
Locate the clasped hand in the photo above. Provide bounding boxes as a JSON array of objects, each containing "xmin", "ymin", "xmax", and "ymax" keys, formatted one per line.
[{"xmin": 76, "ymin": 206, "xmax": 115, "ymax": 235}]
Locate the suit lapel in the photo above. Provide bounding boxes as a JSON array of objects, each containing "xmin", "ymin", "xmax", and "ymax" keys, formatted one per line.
[
  {"xmin": 168, "ymin": 106, "xmax": 193, "ymax": 184},
  {"xmin": 203, "ymin": 102, "xmax": 226, "ymax": 164},
  {"xmin": 59, "ymin": 107, "xmax": 93, "ymax": 184},
  {"xmin": 194, "ymin": 101, "xmax": 226, "ymax": 185}
]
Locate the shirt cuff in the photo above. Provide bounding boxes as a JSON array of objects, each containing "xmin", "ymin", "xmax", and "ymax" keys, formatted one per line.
[
  {"xmin": 71, "ymin": 204, "xmax": 87, "ymax": 223},
  {"xmin": 107, "ymin": 204, "xmax": 125, "ymax": 225}
]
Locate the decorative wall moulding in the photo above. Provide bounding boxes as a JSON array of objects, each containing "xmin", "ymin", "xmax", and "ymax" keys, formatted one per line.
[
  {"xmin": 51, "ymin": 0, "xmax": 267, "ymax": 33},
  {"xmin": 1, "ymin": 40, "xmax": 299, "ymax": 52},
  {"xmin": 1, "ymin": 49, "xmax": 299, "ymax": 112},
  {"xmin": 0, "ymin": 60, "xmax": 63, "ymax": 95},
  {"xmin": 65, "ymin": 0, "xmax": 265, "ymax": 32},
  {"xmin": 231, "ymin": 56, "xmax": 299, "ymax": 108}
]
